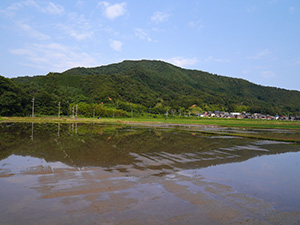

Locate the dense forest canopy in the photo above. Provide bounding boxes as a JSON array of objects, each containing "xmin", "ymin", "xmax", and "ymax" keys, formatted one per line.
[{"xmin": 1, "ymin": 60, "xmax": 300, "ymax": 117}]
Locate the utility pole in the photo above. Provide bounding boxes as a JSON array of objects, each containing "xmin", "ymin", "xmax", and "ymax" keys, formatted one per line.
[
  {"xmin": 75, "ymin": 104, "xmax": 78, "ymax": 119},
  {"xmin": 31, "ymin": 97, "xmax": 35, "ymax": 117},
  {"xmin": 165, "ymin": 109, "xmax": 169, "ymax": 120},
  {"xmin": 30, "ymin": 122, "xmax": 34, "ymax": 141},
  {"xmin": 58, "ymin": 101, "xmax": 61, "ymax": 118},
  {"xmin": 171, "ymin": 109, "xmax": 176, "ymax": 117},
  {"xmin": 57, "ymin": 123, "xmax": 60, "ymax": 137},
  {"xmin": 72, "ymin": 106, "xmax": 75, "ymax": 118}
]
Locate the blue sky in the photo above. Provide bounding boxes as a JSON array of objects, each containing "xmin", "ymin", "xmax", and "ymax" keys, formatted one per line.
[{"xmin": 1, "ymin": 0, "xmax": 300, "ymax": 91}]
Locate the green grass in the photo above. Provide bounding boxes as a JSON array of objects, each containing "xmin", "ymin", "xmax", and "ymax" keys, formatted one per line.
[
  {"xmin": 2, "ymin": 116, "xmax": 300, "ymax": 129},
  {"xmin": 2, "ymin": 116, "xmax": 300, "ymax": 142},
  {"xmin": 108, "ymin": 116, "xmax": 300, "ymax": 129}
]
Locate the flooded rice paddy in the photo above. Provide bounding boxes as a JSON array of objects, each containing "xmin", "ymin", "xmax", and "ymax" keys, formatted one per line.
[{"xmin": 0, "ymin": 122, "xmax": 300, "ymax": 224}]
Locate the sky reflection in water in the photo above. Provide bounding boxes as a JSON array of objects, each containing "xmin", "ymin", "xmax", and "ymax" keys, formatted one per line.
[{"xmin": 0, "ymin": 123, "xmax": 300, "ymax": 224}]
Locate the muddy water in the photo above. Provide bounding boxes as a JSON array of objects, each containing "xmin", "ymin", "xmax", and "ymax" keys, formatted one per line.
[{"xmin": 0, "ymin": 123, "xmax": 300, "ymax": 224}]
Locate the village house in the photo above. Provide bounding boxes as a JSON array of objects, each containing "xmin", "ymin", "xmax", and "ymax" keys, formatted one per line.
[{"xmin": 199, "ymin": 110, "xmax": 297, "ymax": 121}]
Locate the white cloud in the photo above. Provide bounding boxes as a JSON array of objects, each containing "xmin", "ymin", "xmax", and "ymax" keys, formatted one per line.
[
  {"xmin": 43, "ymin": 2, "xmax": 64, "ymax": 15},
  {"xmin": 151, "ymin": 11, "xmax": 169, "ymax": 23},
  {"xmin": 289, "ymin": 6, "xmax": 295, "ymax": 13},
  {"xmin": 109, "ymin": 39, "xmax": 123, "ymax": 51},
  {"xmin": 58, "ymin": 22, "xmax": 93, "ymax": 40},
  {"xmin": 247, "ymin": 5, "xmax": 257, "ymax": 13},
  {"xmin": 135, "ymin": 28, "xmax": 152, "ymax": 42},
  {"xmin": 205, "ymin": 56, "xmax": 230, "ymax": 63},
  {"xmin": 247, "ymin": 49, "xmax": 271, "ymax": 59},
  {"xmin": 166, "ymin": 57, "xmax": 198, "ymax": 68},
  {"xmin": 3, "ymin": 2, "xmax": 24, "ymax": 15},
  {"xmin": 16, "ymin": 20, "xmax": 50, "ymax": 40},
  {"xmin": 188, "ymin": 20, "xmax": 205, "ymax": 31},
  {"xmin": 152, "ymin": 27, "xmax": 165, "ymax": 33},
  {"xmin": 98, "ymin": 2, "xmax": 126, "ymax": 19},
  {"xmin": 166, "ymin": 56, "xmax": 228, "ymax": 68},
  {"xmin": 57, "ymin": 13, "xmax": 94, "ymax": 41},
  {"xmin": 9, "ymin": 42, "xmax": 99, "ymax": 72},
  {"xmin": 1, "ymin": 1, "xmax": 63, "ymax": 42},
  {"xmin": 102, "ymin": 27, "xmax": 120, "ymax": 36},
  {"xmin": 261, "ymin": 71, "xmax": 276, "ymax": 78},
  {"xmin": 3, "ymin": 0, "xmax": 64, "ymax": 15},
  {"xmin": 10, "ymin": 48, "xmax": 34, "ymax": 56},
  {"xmin": 1, "ymin": 1, "xmax": 36, "ymax": 17},
  {"xmin": 75, "ymin": 0, "xmax": 84, "ymax": 8},
  {"xmin": 241, "ymin": 70, "xmax": 250, "ymax": 74},
  {"xmin": 268, "ymin": 0, "xmax": 280, "ymax": 4},
  {"xmin": 70, "ymin": 30, "xmax": 94, "ymax": 40},
  {"xmin": 6, "ymin": 0, "xmax": 38, "ymax": 11}
]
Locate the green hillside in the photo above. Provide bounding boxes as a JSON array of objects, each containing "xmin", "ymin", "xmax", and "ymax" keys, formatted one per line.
[
  {"xmin": 2, "ymin": 59, "xmax": 300, "ymax": 117},
  {"xmin": 0, "ymin": 76, "xmax": 29, "ymax": 116}
]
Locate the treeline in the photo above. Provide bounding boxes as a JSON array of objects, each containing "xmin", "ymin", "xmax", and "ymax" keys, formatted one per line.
[{"xmin": 1, "ymin": 60, "xmax": 300, "ymax": 117}]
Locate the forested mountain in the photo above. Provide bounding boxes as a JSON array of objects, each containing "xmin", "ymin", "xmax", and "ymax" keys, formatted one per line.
[
  {"xmin": 0, "ymin": 76, "xmax": 29, "ymax": 116},
  {"xmin": 1, "ymin": 60, "xmax": 300, "ymax": 117}
]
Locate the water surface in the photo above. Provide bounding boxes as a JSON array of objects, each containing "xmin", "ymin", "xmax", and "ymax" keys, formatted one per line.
[{"xmin": 0, "ymin": 123, "xmax": 300, "ymax": 224}]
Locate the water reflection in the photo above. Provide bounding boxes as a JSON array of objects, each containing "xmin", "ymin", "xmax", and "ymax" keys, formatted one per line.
[
  {"xmin": 31, "ymin": 122, "xmax": 33, "ymax": 141},
  {"xmin": 0, "ymin": 123, "xmax": 299, "ymax": 170},
  {"xmin": 1, "ymin": 122, "xmax": 300, "ymax": 224}
]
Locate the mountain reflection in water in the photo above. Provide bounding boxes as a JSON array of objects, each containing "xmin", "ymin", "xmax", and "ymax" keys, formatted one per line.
[
  {"xmin": 1, "ymin": 122, "xmax": 300, "ymax": 224},
  {"xmin": 0, "ymin": 123, "xmax": 299, "ymax": 171}
]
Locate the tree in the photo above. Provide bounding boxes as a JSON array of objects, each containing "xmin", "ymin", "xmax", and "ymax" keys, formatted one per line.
[
  {"xmin": 0, "ymin": 92, "xmax": 22, "ymax": 116},
  {"xmin": 0, "ymin": 76, "xmax": 29, "ymax": 116}
]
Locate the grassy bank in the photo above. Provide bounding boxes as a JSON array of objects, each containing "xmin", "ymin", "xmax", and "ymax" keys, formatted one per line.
[
  {"xmin": 1, "ymin": 116, "xmax": 300, "ymax": 142},
  {"xmin": 2, "ymin": 116, "xmax": 300, "ymax": 129}
]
